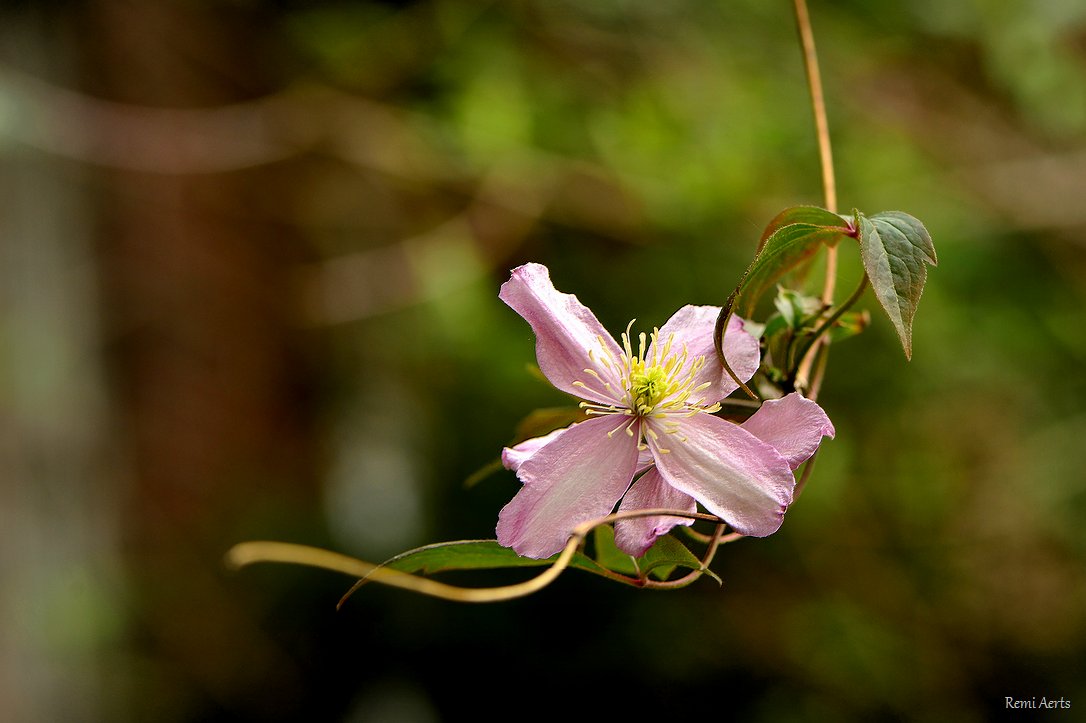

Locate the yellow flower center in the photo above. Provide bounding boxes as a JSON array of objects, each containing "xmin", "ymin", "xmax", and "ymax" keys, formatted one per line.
[
  {"xmin": 572, "ymin": 321, "xmax": 721, "ymax": 449},
  {"xmin": 630, "ymin": 364, "xmax": 670, "ymax": 415}
]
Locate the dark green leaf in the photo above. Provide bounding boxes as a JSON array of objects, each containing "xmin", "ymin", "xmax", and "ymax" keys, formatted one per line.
[
  {"xmin": 755, "ymin": 206, "xmax": 854, "ymax": 290},
  {"xmin": 758, "ymin": 205, "xmax": 851, "ymax": 249},
  {"xmin": 591, "ymin": 526, "xmax": 638, "ymax": 575},
  {"xmin": 716, "ymin": 207, "xmax": 852, "ymax": 389},
  {"xmin": 592, "ymin": 524, "xmax": 707, "ymax": 581},
  {"xmin": 383, "ymin": 539, "xmax": 598, "ymax": 575},
  {"xmin": 640, "ymin": 533, "xmax": 705, "ymax": 581},
  {"xmin": 736, "ymin": 222, "xmax": 851, "ymax": 318},
  {"xmin": 729, "ymin": 207, "xmax": 853, "ymax": 320},
  {"xmin": 762, "ymin": 313, "xmax": 790, "ymax": 340},
  {"xmin": 856, "ymin": 211, "xmax": 937, "ymax": 359},
  {"xmin": 375, "ymin": 530, "xmax": 705, "ymax": 585}
]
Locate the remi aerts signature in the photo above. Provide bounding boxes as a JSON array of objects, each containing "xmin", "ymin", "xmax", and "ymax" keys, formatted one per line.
[{"xmin": 1005, "ymin": 696, "xmax": 1071, "ymax": 710}]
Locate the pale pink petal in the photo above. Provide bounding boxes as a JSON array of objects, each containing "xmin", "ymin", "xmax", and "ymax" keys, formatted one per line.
[
  {"xmin": 741, "ymin": 393, "xmax": 835, "ymax": 470},
  {"xmin": 497, "ymin": 415, "xmax": 640, "ymax": 559},
  {"xmin": 635, "ymin": 447, "xmax": 654, "ymax": 474},
  {"xmin": 501, "ymin": 427, "xmax": 569, "ymax": 472},
  {"xmin": 647, "ymin": 414, "xmax": 794, "ymax": 537},
  {"xmin": 613, "ymin": 467, "xmax": 697, "ymax": 557},
  {"xmin": 651, "ymin": 306, "xmax": 760, "ymax": 404},
  {"xmin": 499, "ymin": 264, "xmax": 624, "ymax": 405}
]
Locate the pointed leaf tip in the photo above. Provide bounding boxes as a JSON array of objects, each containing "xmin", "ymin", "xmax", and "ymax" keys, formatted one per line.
[{"xmin": 856, "ymin": 211, "xmax": 937, "ymax": 359}]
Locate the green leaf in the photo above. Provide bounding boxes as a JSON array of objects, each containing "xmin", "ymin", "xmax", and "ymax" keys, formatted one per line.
[
  {"xmin": 592, "ymin": 525, "xmax": 707, "ymax": 582},
  {"xmin": 381, "ymin": 539, "xmax": 609, "ymax": 578},
  {"xmin": 762, "ymin": 313, "xmax": 790, "ymax": 340},
  {"xmin": 856, "ymin": 211, "xmax": 937, "ymax": 359},
  {"xmin": 731, "ymin": 207, "xmax": 853, "ymax": 319},
  {"xmin": 716, "ymin": 208, "xmax": 853, "ymax": 385},
  {"xmin": 773, "ymin": 287, "xmax": 823, "ymax": 330},
  {"xmin": 639, "ymin": 533, "xmax": 706, "ymax": 581},
  {"xmin": 374, "ymin": 531, "xmax": 711, "ymax": 588},
  {"xmin": 827, "ymin": 310, "xmax": 870, "ymax": 343},
  {"xmin": 591, "ymin": 526, "xmax": 638, "ymax": 575},
  {"xmin": 384, "ymin": 540, "xmax": 560, "ymax": 573},
  {"xmin": 758, "ymin": 205, "xmax": 851, "ymax": 249},
  {"xmin": 737, "ymin": 224, "xmax": 851, "ymax": 318}
]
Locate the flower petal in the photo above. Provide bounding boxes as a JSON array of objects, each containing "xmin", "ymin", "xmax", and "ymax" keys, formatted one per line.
[
  {"xmin": 501, "ymin": 427, "xmax": 569, "ymax": 472},
  {"xmin": 499, "ymin": 264, "xmax": 625, "ymax": 405},
  {"xmin": 635, "ymin": 447, "xmax": 654, "ymax": 474},
  {"xmin": 497, "ymin": 415, "xmax": 640, "ymax": 559},
  {"xmin": 652, "ymin": 306, "xmax": 760, "ymax": 403},
  {"xmin": 648, "ymin": 413, "xmax": 794, "ymax": 537},
  {"xmin": 741, "ymin": 393, "xmax": 835, "ymax": 470},
  {"xmin": 614, "ymin": 467, "xmax": 697, "ymax": 557}
]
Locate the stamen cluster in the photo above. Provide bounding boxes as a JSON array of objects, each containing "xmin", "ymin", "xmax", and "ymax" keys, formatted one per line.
[{"xmin": 574, "ymin": 321, "xmax": 721, "ymax": 444}]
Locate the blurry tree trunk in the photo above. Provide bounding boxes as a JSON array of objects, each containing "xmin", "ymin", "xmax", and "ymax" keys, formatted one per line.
[{"xmin": 79, "ymin": 1, "xmax": 322, "ymax": 718}]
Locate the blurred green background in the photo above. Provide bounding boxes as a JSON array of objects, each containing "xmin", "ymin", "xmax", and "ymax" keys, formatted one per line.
[{"xmin": 2, "ymin": 1, "xmax": 1085, "ymax": 720}]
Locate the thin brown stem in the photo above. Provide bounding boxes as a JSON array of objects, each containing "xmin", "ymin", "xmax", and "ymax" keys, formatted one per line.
[
  {"xmin": 793, "ymin": 274, "xmax": 868, "ymax": 392},
  {"xmin": 683, "ymin": 528, "xmax": 745, "ymax": 546},
  {"xmin": 714, "ymin": 302, "xmax": 760, "ymax": 401},
  {"xmin": 227, "ymin": 508, "xmax": 728, "ymax": 603},
  {"xmin": 806, "ymin": 339, "xmax": 831, "ymax": 400},
  {"xmin": 794, "ymin": 0, "xmax": 837, "ymax": 217},
  {"xmin": 793, "ymin": 0, "xmax": 839, "ymax": 399}
]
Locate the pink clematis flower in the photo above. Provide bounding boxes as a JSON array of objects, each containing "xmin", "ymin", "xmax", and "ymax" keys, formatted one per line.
[{"xmin": 497, "ymin": 263, "xmax": 835, "ymax": 559}]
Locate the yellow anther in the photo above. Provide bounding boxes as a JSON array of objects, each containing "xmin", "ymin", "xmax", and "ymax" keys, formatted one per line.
[{"xmin": 566, "ymin": 318, "xmax": 720, "ymax": 453}]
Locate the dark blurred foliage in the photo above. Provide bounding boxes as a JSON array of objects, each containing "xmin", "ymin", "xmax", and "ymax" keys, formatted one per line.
[{"xmin": 1, "ymin": 1, "xmax": 1085, "ymax": 721}]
